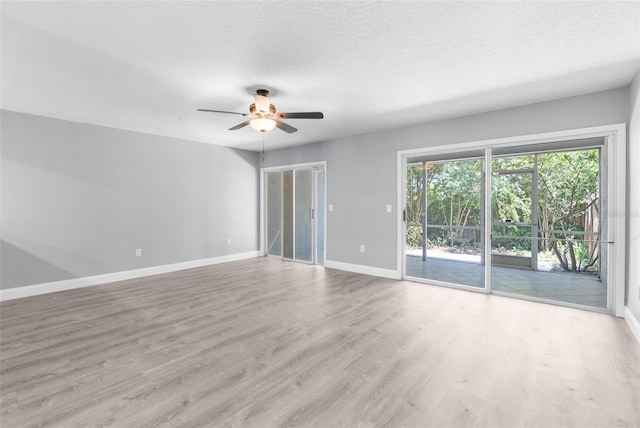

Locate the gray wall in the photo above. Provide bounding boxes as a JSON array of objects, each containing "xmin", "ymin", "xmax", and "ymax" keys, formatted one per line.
[
  {"xmin": 2, "ymin": 86, "xmax": 635, "ymax": 302},
  {"xmin": 628, "ymin": 71, "xmax": 640, "ymax": 322},
  {"xmin": 1, "ymin": 110, "xmax": 260, "ymax": 289},
  {"xmin": 262, "ymin": 87, "xmax": 630, "ymax": 272}
]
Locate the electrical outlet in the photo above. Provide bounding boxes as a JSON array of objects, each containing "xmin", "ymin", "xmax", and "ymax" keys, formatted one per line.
[
  {"xmin": 360, "ymin": 245, "xmax": 365, "ymax": 253},
  {"xmin": 329, "ymin": 204, "xmax": 334, "ymax": 212},
  {"xmin": 136, "ymin": 248, "xmax": 142, "ymax": 257},
  {"xmin": 226, "ymin": 238, "xmax": 231, "ymax": 246}
]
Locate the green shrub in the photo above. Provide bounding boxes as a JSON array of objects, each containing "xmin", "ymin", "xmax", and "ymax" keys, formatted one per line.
[{"xmin": 406, "ymin": 224, "xmax": 423, "ymax": 248}]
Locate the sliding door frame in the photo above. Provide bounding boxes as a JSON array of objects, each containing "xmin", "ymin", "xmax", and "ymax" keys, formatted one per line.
[
  {"xmin": 260, "ymin": 161, "xmax": 327, "ymax": 265},
  {"xmin": 397, "ymin": 123, "xmax": 626, "ymax": 316}
]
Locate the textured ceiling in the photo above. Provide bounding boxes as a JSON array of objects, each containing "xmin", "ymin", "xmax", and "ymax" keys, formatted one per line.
[{"xmin": 2, "ymin": 1, "xmax": 639, "ymax": 151}]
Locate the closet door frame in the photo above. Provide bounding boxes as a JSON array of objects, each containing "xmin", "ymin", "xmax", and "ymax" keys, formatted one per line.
[{"xmin": 260, "ymin": 161, "xmax": 327, "ymax": 265}]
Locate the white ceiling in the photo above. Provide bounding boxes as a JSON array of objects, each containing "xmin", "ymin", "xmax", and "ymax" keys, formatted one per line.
[{"xmin": 2, "ymin": 1, "xmax": 639, "ymax": 152}]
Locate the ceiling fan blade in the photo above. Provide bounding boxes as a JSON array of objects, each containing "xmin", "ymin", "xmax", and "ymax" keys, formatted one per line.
[
  {"xmin": 278, "ymin": 112, "xmax": 324, "ymax": 119},
  {"xmin": 276, "ymin": 121, "xmax": 298, "ymax": 133},
  {"xmin": 198, "ymin": 109, "xmax": 248, "ymax": 116},
  {"xmin": 229, "ymin": 120, "xmax": 251, "ymax": 131}
]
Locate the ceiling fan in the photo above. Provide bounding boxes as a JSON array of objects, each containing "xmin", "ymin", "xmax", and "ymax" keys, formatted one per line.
[{"xmin": 198, "ymin": 89, "xmax": 324, "ymax": 133}]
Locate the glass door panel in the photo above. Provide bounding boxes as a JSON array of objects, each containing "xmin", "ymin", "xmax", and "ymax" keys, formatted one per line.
[
  {"xmin": 405, "ymin": 158, "xmax": 485, "ymax": 289},
  {"xmin": 282, "ymin": 170, "xmax": 294, "ymax": 259},
  {"xmin": 294, "ymin": 169, "xmax": 313, "ymax": 262},
  {"xmin": 315, "ymin": 169, "xmax": 326, "ymax": 265},
  {"xmin": 266, "ymin": 171, "xmax": 282, "ymax": 257},
  {"xmin": 490, "ymin": 150, "xmax": 606, "ymax": 308}
]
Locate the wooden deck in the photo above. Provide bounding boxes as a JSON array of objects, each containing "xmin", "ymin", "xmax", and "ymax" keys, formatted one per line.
[{"xmin": 406, "ymin": 255, "xmax": 607, "ymax": 308}]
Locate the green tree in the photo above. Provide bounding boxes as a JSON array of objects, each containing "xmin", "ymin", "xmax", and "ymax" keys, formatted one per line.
[
  {"xmin": 421, "ymin": 160, "xmax": 482, "ymax": 246},
  {"xmin": 406, "ymin": 164, "xmax": 426, "ymax": 224},
  {"xmin": 537, "ymin": 150, "xmax": 599, "ymax": 271},
  {"xmin": 406, "ymin": 149, "xmax": 599, "ymax": 273}
]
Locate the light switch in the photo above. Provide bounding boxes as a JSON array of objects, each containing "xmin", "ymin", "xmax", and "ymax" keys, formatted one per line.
[
  {"xmin": 386, "ymin": 204, "xmax": 392, "ymax": 213},
  {"xmin": 329, "ymin": 204, "xmax": 333, "ymax": 212}
]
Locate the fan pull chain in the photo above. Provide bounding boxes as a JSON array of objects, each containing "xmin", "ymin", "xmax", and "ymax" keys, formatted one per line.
[{"xmin": 262, "ymin": 134, "xmax": 265, "ymax": 162}]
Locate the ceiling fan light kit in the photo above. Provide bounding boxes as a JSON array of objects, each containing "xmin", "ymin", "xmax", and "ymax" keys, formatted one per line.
[
  {"xmin": 249, "ymin": 99, "xmax": 277, "ymax": 133},
  {"xmin": 198, "ymin": 89, "xmax": 324, "ymax": 134},
  {"xmin": 250, "ymin": 117, "xmax": 276, "ymax": 133}
]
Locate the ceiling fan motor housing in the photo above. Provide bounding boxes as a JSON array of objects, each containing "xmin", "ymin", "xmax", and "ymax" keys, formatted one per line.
[{"xmin": 254, "ymin": 89, "xmax": 272, "ymax": 114}]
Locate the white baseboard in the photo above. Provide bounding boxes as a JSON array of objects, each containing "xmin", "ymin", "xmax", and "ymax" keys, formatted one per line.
[
  {"xmin": 625, "ymin": 306, "xmax": 640, "ymax": 345},
  {"xmin": 324, "ymin": 259, "xmax": 401, "ymax": 280},
  {"xmin": 0, "ymin": 251, "xmax": 260, "ymax": 302}
]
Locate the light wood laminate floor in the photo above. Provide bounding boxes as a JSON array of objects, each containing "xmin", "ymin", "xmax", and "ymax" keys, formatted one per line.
[{"xmin": 1, "ymin": 257, "xmax": 639, "ymax": 427}]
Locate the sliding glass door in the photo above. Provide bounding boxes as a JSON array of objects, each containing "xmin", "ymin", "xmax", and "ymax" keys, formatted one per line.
[
  {"xmin": 264, "ymin": 165, "xmax": 325, "ymax": 265},
  {"xmin": 490, "ymin": 149, "xmax": 605, "ymax": 308},
  {"xmin": 404, "ymin": 139, "xmax": 610, "ymax": 311}
]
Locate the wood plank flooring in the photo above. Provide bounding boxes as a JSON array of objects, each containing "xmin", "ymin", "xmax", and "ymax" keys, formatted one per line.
[{"xmin": 1, "ymin": 257, "xmax": 639, "ymax": 427}]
